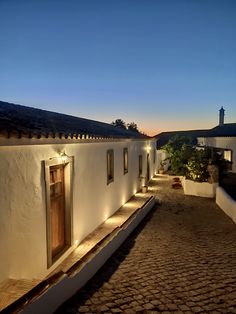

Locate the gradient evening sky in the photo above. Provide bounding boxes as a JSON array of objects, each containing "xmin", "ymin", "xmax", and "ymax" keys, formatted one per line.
[{"xmin": 0, "ymin": 0, "xmax": 236, "ymax": 135}]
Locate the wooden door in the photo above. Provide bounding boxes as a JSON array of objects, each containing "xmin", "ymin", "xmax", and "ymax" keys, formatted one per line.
[{"xmin": 50, "ymin": 165, "xmax": 66, "ymax": 258}]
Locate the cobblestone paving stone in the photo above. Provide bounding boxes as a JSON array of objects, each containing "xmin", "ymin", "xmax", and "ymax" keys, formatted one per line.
[{"xmin": 56, "ymin": 176, "xmax": 236, "ymax": 313}]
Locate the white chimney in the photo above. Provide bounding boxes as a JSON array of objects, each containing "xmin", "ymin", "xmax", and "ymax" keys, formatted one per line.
[{"xmin": 219, "ymin": 106, "xmax": 225, "ymax": 126}]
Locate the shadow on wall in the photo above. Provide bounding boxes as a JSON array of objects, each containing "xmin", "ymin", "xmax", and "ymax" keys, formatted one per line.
[{"xmin": 55, "ymin": 206, "xmax": 158, "ymax": 313}]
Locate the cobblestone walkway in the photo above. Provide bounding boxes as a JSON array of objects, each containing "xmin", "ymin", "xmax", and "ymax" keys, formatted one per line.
[{"xmin": 57, "ymin": 175, "xmax": 236, "ymax": 314}]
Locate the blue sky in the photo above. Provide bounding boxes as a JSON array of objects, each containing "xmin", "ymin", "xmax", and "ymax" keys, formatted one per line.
[{"xmin": 0, "ymin": 0, "xmax": 235, "ymax": 135}]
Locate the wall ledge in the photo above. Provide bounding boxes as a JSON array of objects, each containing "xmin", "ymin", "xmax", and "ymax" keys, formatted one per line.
[
  {"xmin": 216, "ymin": 186, "xmax": 236, "ymax": 223},
  {"xmin": 182, "ymin": 177, "xmax": 218, "ymax": 198}
]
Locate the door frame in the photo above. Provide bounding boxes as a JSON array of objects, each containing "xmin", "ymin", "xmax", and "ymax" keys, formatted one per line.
[
  {"xmin": 44, "ymin": 156, "xmax": 73, "ymax": 267},
  {"xmin": 147, "ymin": 153, "xmax": 150, "ymax": 182}
]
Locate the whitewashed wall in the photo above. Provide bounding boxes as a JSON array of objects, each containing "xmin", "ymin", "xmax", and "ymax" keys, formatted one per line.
[
  {"xmin": 0, "ymin": 139, "xmax": 156, "ymax": 282},
  {"xmin": 197, "ymin": 137, "xmax": 236, "ymax": 173},
  {"xmin": 216, "ymin": 187, "xmax": 236, "ymax": 223},
  {"xmin": 156, "ymin": 149, "xmax": 169, "ymax": 172},
  {"xmin": 182, "ymin": 178, "xmax": 218, "ymax": 198}
]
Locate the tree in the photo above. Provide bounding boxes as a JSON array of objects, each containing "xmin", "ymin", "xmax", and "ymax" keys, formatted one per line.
[
  {"xmin": 111, "ymin": 119, "xmax": 144, "ymax": 134},
  {"xmin": 162, "ymin": 135, "xmax": 194, "ymax": 175},
  {"xmin": 127, "ymin": 122, "xmax": 139, "ymax": 132},
  {"xmin": 163, "ymin": 135, "xmax": 191, "ymax": 155},
  {"xmin": 111, "ymin": 119, "xmax": 126, "ymax": 129}
]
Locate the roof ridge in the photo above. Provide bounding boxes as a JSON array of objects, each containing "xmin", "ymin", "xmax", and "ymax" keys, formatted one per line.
[{"xmin": 0, "ymin": 100, "xmax": 148, "ymax": 140}]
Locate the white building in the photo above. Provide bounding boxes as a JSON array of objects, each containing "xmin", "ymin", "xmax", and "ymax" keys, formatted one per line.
[
  {"xmin": 155, "ymin": 107, "xmax": 236, "ymax": 173},
  {"xmin": 197, "ymin": 107, "xmax": 236, "ymax": 173},
  {"xmin": 0, "ymin": 101, "xmax": 157, "ymax": 283}
]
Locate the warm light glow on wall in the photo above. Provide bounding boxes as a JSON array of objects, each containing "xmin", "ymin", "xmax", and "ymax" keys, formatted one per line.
[
  {"xmin": 121, "ymin": 196, "xmax": 126, "ymax": 205},
  {"xmin": 74, "ymin": 240, "xmax": 79, "ymax": 246}
]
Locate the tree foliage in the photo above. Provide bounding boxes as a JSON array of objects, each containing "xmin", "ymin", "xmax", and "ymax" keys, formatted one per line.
[
  {"xmin": 162, "ymin": 136, "xmax": 194, "ymax": 175},
  {"xmin": 111, "ymin": 119, "xmax": 126, "ymax": 129},
  {"xmin": 111, "ymin": 119, "xmax": 142, "ymax": 134},
  {"xmin": 185, "ymin": 149, "xmax": 210, "ymax": 182},
  {"xmin": 127, "ymin": 122, "xmax": 139, "ymax": 132},
  {"xmin": 162, "ymin": 135, "xmax": 228, "ymax": 182}
]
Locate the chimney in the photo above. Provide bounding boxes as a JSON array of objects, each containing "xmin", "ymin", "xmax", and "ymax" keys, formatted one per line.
[{"xmin": 219, "ymin": 106, "xmax": 225, "ymax": 126}]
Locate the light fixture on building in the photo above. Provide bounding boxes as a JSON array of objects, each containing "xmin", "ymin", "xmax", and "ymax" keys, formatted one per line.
[
  {"xmin": 49, "ymin": 151, "xmax": 72, "ymax": 163},
  {"xmin": 59, "ymin": 151, "xmax": 72, "ymax": 163}
]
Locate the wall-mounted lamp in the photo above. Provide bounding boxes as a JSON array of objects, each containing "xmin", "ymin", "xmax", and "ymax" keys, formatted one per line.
[
  {"xmin": 49, "ymin": 151, "xmax": 72, "ymax": 163},
  {"xmin": 60, "ymin": 151, "xmax": 71, "ymax": 163}
]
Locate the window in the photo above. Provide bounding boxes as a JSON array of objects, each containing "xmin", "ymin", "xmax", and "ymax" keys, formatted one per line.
[
  {"xmin": 139, "ymin": 154, "xmax": 143, "ymax": 176},
  {"xmin": 224, "ymin": 150, "xmax": 233, "ymax": 170},
  {"xmin": 123, "ymin": 148, "xmax": 128, "ymax": 174},
  {"xmin": 107, "ymin": 149, "xmax": 114, "ymax": 184},
  {"xmin": 153, "ymin": 149, "xmax": 156, "ymax": 163},
  {"xmin": 44, "ymin": 156, "xmax": 73, "ymax": 267},
  {"xmin": 224, "ymin": 150, "xmax": 232, "ymax": 162}
]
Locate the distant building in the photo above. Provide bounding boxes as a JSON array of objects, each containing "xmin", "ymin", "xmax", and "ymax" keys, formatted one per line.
[
  {"xmin": 197, "ymin": 122, "xmax": 236, "ymax": 172},
  {"xmin": 155, "ymin": 129, "xmax": 209, "ymax": 149},
  {"xmin": 155, "ymin": 107, "xmax": 236, "ymax": 173}
]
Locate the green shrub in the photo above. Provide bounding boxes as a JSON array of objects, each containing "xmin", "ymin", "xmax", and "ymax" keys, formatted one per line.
[
  {"xmin": 162, "ymin": 136, "xmax": 194, "ymax": 176},
  {"xmin": 162, "ymin": 136, "xmax": 212, "ymax": 181},
  {"xmin": 186, "ymin": 150, "xmax": 209, "ymax": 182}
]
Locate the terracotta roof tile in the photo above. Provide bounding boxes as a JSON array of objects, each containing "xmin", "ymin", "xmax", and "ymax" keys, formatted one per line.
[{"xmin": 0, "ymin": 101, "xmax": 147, "ymax": 140}]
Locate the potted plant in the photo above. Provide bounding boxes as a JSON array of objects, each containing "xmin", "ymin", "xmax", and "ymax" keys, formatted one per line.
[
  {"xmin": 159, "ymin": 160, "xmax": 166, "ymax": 174},
  {"xmin": 139, "ymin": 175, "xmax": 148, "ymax": 193},
  {"xmin": 183, "ymin": 149, "xmax": 218, "ymax": 198},
  {"xmin": 142, "ymin": 185, "xmax": 148, "ymax": 193}
]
